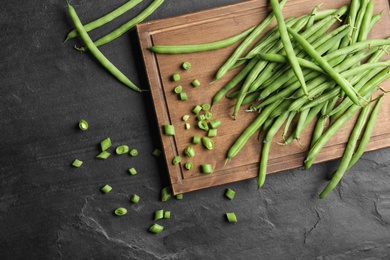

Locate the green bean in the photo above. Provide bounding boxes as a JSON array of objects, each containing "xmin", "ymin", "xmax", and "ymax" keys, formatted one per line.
[
  {"xmin": 64, "ymin": 0, "xmax": 142, "ymax": 42},
  {"xmin": 304, "ymin": 89, "xmax": 377, "ymax": 169},
  {"xmin": 347, "ymin": 95, "xmax": 384, "ymax": 170},
  {"xmin": 256, "ymin": 53, "xmax": 324, "ymax": 73},
  {"xmin": 67, "ymin": 2, "xmax": 143, "ymax": 92},
  {"xmin": 128, "ymin": 167, "xmax": 137, "ymax": 175},
  {"xmin": 201, "ymin": 164, "xmax": 213, "ymax": 174},
  {"xmin": 282, "ymin": 111, "xmax": 297, "ymax": 140},
  {"xmin": 226, "ymin": 212, "xmax": 238, "ymax": 223},
  {"xmin": 149, "ymin": 223, "xmax": 164, "ymax": 234},
  {"xmin": 287, "ymin": 27, "xmax": 364, "ymax": 106},
  {"xmin": 306, "ymin": 4, "xmax": 321, "ymax": 29},
  {"xmin": 211, "ymin": 57, "xmax": 260, "ymax": 107},
  {"xmin": 149, "ymin": 26, "xmax": 255, "ymax": 54},
  {"xmin": 78, "ymin": 119, "xmax": 89, "ymax": 130},
  {"xmin": 163, "ymin": 124, "xmax": 175, "ymax": 136},
  {"xmin": 293, "ymin": 108, "xmax": 310, "ymax": 142},
  {"xmin": 225, "ymin": 188, "xmax": 236, "ymax": 200},
  {"xmin": 330, "ymin": 66, "xmax": 390, "ymax": 118},
  {"xmin": 339, "ymin": 0, "xmax": 360, "ymax": 48},
  {"xmin": 161, "ymin": 186, "xmax": 172, "ymax": 201},
  {"xmin": 72, "ymin": 159, "xmax": 83, "ymax": 167},
  {"xmin": 226, "ymin": 100, "xmax": 282, "ymax": 161},
  {"xmin": 101, "ymin": 184, "xmax": 112, "ymax": 194},
  {"xmin": 215, "ymin": 0, "xmax": 287, "ymax": 81},
  {"xmin": 351, "ymin": 0, "xmax": 370, "ymax": 44},
  {"xmin": 310, "ymin": 104, "xmax": 329, "ymax": 148},
  {"xmin": 80, "ymin": 0, "xmax": 164, "ymax": 50},
  {"xmin": 184, "ymin": 145, "xmax": 195, "ymax": 158},
  {"xmin": 368, "ymin": 12, "xmax": 382, "ymax": 33},
  {"xmin": 202, "ymin": 137, "xmax": 214, "ymax": 150},
  {"xmin": 116, "ymin": 145, "xmax": 129, "ymax": 154},
  {"xmin": 114, "ymin": 207, "xmax": 128, "ymax": 216},
  {"xmin": 259, "ymin": 112, "xmax": 289, "ymax": 188},
  {"xmin": 325, "ymin": 38, "xmax": 390, "ymax": 61},
  {"xmin": 270, "ymin": 0, "xmax": 309, "ymax": 97},
  {"xmin": 357, "ymin": 0, "xmax": 374, "ymax": 42},
  {"xmin": 130, "ymin": 194, "xmax": 140, "ymax": 203},
  {"xmin": 318, "ymin": 101, "xmax": 372, "ymax": 199}
]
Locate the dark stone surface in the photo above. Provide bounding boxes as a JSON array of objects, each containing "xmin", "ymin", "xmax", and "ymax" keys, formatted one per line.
[{"xmin": 1, "ymin": 0, "xmax": 390, "ymax": 259}]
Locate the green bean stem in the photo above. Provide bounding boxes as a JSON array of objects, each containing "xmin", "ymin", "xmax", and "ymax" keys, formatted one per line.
[
  {"xmin": 67, "ymin": 2, "xmax": 143, "ymax": 92},
  {"xmin": 318, "ymin": 101, "xmax": 372, "ymax": 199},
  {"xmin": 80, "ymin": 0, "xmax": 164, "ymax": 51},
  {"xmin": 64, "ymin": 0, "xmax": 142, "ymax": 42},
  {"xmin": 149, "ymin": 26, "xmax": 255, "ymax": 54}
]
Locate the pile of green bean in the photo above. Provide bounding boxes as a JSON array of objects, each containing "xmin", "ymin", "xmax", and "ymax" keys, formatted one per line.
[
  {"xmin": 65, "ymin": 0, "xmax": 164, "ymax": 92},
  {"xmin": 216, "ymin": 0, "xmax": 390, "ymax": 197}
]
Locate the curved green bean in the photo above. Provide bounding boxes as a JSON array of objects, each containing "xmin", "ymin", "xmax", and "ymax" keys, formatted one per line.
[
  {"xmin": 357, "ymin": 0, "xmax": 374, "ymax": 42},
  {"xmin": 318, "ymin": 101, "xmax": 372, "ymax": 199},
  {"xmin": 80, "ymin": 0, "xmax": 164, "ymax": 51},
  {"xmin": 149, "ymin": 26, "xmax": 255, "ymax": 54},
  {"xmin": 64, "ymin": 0, "xmax": 142, "ymax": 42},
  {"xmin": 67, "ymin": 2, "xmax": 143, "ymax": 93}
]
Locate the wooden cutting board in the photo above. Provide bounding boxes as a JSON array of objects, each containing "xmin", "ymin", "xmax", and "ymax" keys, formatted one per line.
[{"xmin": 136, "ymin": 0, "xmax": 390, "ymax": 195}]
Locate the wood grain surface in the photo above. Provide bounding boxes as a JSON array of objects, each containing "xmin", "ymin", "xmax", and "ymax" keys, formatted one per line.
[{"xmin": 137, "ymin": 0, "xmax": 390, "ymax": 195}]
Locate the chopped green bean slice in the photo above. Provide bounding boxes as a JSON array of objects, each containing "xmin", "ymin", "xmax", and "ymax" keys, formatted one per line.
[
  {"xmin": 182, "ymin": 115, "xmax": 190, "ymax": 121},
  {"xmin": 182, "ymin": 61, "xmax": 191, "ymax": 70},
  {"xmin": 192, "ymin": 105, "xmax": 202, "ymax": 114},
  {"xmin": 78, "ymin": 119, "xmax": 88, "ymax": 131},
  {"xmin": 116, "ymin": 145, "xmax": 129, "ymax": 155},
  {"xmin": 204, "ymin": 112, "xmax": 212, "ymax": 120},
  {"xmin": 225, "ymin": 188, "xmax": 235, "ymax": 200},
  {"xmin": 96, "ymin": 150, "xmax": 110, "ymax": 159},
  {"xmin": 209, "ymin": 119, "xmax": 221, "ymax": 129},
  {"xmin": 164, "ymin": 211, "xmax": 171, "ymax": 219},
  {"xmin": 101, "ymin": 184, "xmax": 112, "ymax": 194},
  {"xmin": 72, "ymin": 159, "xmax": 83, "ymax": 167},
  {"xmin": 226, "ymin": 212, "xmax": 237, "ymax": 223},
  {"xmin": 184, "ymin": 145, "xmax": 195, "ymax": 158},
  {"xmin": 198, "ymin": 120, "xmax": 209, "ymax": 131},
  {"xmin": 201, "ymin": 163, "xmax": 213, "ymax": 174},
  {"xmin": 197, "ymin": 114, "xmax": 206, "ymax": 121},
  {"xmin": 192, "ymin": 135, "xmax": 201, "ymax": 144},
  {"xmin": 114, "ymin": 207, "xmax": 127, "ymax": 216},
  {"xmin": 179, "ymin": 92, "xmax": 188, "ymax": 101},
  {"xmin": 152, "ymin": 149, "xmax": 162, "ymax": 157},
  {"xmin": 154, "ymin": 209, "xmax": 164, "ymax": 220},
  {"xmin": 161, "ymin": 186, "xmax": 172, "ymax": 202},
  {"xmin": 208, "ymin": 129, "xmax": 217, "ymax": 137},
  {"xmin": 175, "ymin": 194, "xmax": 183, "ymax": 200},
  {"xmin": 185, "ymin": 123, "xmax": 190, "ymax": 129},
  {"xmin": 172, "ymin": 73, "xmax": 180, "ymax": 82},
  {"xmin": 130, "ymin": 194, "xmax": 140, "ymax": 204},
  {"xmin": 163, "ymin": 124, "xmax": 175, "ymax": 136},
  {"xmin": 202, "ymin": 137, "xmax": 214, "ymax": 150},
  {"xmin": 128, "ymin": 167, "xmax": 137, "ymax": 175},
  {"xmin": 201, "ymin": 103, "xmax": 211, "ymax": 111},
  {"xmin": 174, "ymin": 85, "xmax": 182, "ymax": 93},
  {"xmin": 172, "ymin": 156, "xmax": 182, "ymax": 165},
  {"xmin": 100, "ymin": 138, "xmax": 112, "ymax": 151},
  {"xmin": 184, "ymin": 162, "xmax": 193, "ymax": 170},
  {"xmin": 149, "ymin": 223, "xmax": 164, "ymax": 234},
  {"xmin": 191, "ymin": 79, "xmax": 201, "ymax": 87},
  {"xmin": 129, "ymin": 149, "xmax": 138, "ymax": 157}
]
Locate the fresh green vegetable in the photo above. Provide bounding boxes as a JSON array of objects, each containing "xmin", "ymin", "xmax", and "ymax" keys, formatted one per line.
[
  {"xmin": 129, "ymin": 149, "xmax": 138, "ymax": 156},
  {"xmin": 174, "ymin": 85, "xmax": 182, "ymax": 93},
  {"xmin": 184, "ymin": 162, "xmax": 193, "ymax": 170},
  {"xmin": 172, "ymin": 156, "xmax": 182, "ymax": 165},
  {"xmin": 67, "ymin": 2, "xmax": 143, "ymax": 92},
  {"xmin": 172, "ymin": 73, "xmax": 180, "ymax": 82},
  {"xmin": 114, "ymin": 207, "xmax": 127, "ymax": 216},
  {"xmin": 128, "ymin": 167, "xmax": 137, "ymax": 175},
  {"xmin": 164, "ymin": 211, "xmax": 171, "ymax": 219},
  {"xmin": 149, "ymin": 223, "xmax": 164, "ymax": 234},
  {"xmin": 116, "ymin": 145, "xmax": 129, "ymax": 155},
  {"xmin": 161, "ymin": 186, "xmax": 172, "ymax": 201},
  {"xmin": 184, "ymin": 145, "xmax": 195, "ymax": 158},
  {"xmin": 182, "ymin": 61, "xmax": 191, "ymax": 70},
  {"xmin": 179, "ymin": 92, "xmax": 188, "ymax": 101},
  {"xmin": 152, "ymin": 148, "xmax": 162, "ymax": 157},
  {"xmin": 226, "ymin": 212, "xmax": 237, "ymax": 223},
  {"xmin": 225, "ymin": 188, "xmax": 236, "ymax": 200},
  {"xmin": 64, "ymin": 0, "xmax": 142, "ymax": 42},
  {"xmin": 96, "ymin": 150, "xmax": 111, "ymax": 159},
  {"xmin": 78, "ymin": 119, "xmax": 89, "ymax": 130},
  {"xmin": 191, "ymin": 79, "xmax": 201, "ymax": 88},
  {"xmin": 201, "ymin": 164, "xmax": 213, "ymax": 174},
  {"xmin": 72, "ymin": 159, "xmax": 83, "ymax": 167},
  {"xmin": 101, "ymin": 184, "xmax": 112, "ymax": 194},
  {"xmin": 192, "ymin": 105, "xmax": 202, "ymax": 114},
  {"xmin": 100, "ymin": 138, "xmax": 112, "ymax": 151},
  {"xmin": 202, "ymin": 137, "xmax": 214, "ymax": 150},
  {"xmin": 130, "ymin": 194, "xmax": 140, "ymax": 203},
  {"xmin": 192, "ymin": 135, "xmax": 201, "ymax": 144},
  {"xmin": 149, "ymin": 26, "xmax": 255, "ymax": 54},
  {"xmin": 163, "ymin": 124, "xmax": 175, "ymax": 136}
]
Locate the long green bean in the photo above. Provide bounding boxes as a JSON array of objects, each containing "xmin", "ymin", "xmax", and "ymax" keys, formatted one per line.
[
  {"xmin": 149, "ymin": 26, "xmax": 255, "ymax": 54},
  {"xmin": 67, "ymin": 1, "xmax": 143, "ymax": 92}
]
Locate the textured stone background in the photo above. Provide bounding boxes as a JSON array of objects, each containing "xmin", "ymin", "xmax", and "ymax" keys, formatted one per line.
[{"xmin": 1, "ymin": 0, "xmax": 390, "ymax": 259}]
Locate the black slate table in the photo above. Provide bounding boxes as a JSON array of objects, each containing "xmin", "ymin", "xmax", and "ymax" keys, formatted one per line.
[{"xmin": 2, "ymin": 0, "xmax": 390, "ymax": 259}]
